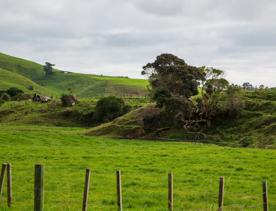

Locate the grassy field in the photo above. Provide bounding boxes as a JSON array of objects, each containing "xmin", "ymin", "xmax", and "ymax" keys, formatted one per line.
[
  {"xmin": 0, "ymin": 125, "xmax": 276, "ymax": 210},
  {"xmin": 0, "ymin": 52, "xmax": 148, "ymax": 97}
]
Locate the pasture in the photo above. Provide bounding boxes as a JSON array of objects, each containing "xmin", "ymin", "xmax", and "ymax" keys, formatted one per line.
[{"xmin": 0, "ymin": 125, "xmax": 275, "ymax": 210}]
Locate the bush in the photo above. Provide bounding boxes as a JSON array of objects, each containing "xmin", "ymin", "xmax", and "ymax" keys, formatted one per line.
[
  {"xmin": 6, "ymin": 87, "xmax": 24, "ymax": 97},
  {"xmin": 219, "ymin": 94, "xmax": 244, "ymax": 118},
  {"xmin": 61, "ymin": 94, "xmax": 78, "ymax": 107},
  {"xmin": 143, "ymin": 111, "xmax": 171, "ymax": 132},
  {"xmin": 93, "ymin": 96, "xmax": 130, "ymax": 123},
  {"xmin": 239, "ymin": 136, "xmax": 253, "ymax": 147},
  {"xmin": 12, "ymin": 93, "xmax": 32, "ymax": 101}
]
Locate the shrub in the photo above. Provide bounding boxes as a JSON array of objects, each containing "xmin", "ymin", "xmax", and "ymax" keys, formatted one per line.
[
  {"xmin": 6, "ymin": 87, "xmax": 24, "ymax": 97},
  {"xmin": 219, "ymin": 94, "xmax": 244, "ymax": 118},
  {"xmin": 239, "ymin": 136, "xmax": 253, "ymax": 147},
  {"xmin": 12, "ymin": 93, "xmax": 32, "ymax": 101},
  {"xmin": 61, "ymin": 94, "xmax": 78, "ymax": 107},
  {"xmin": 93, "ymin": 96, "xmax": 130, "ymax": 123},
  {"xmin": 143, "ymin": 110, "xmax": 169, "ymax": 132}
]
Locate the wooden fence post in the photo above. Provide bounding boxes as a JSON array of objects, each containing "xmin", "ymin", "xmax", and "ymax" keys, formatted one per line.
[
  {"xmin": 116, "ymin": 170, "xmax": 122, "ymax": 211},
  {"xmin": 82, "ymin": 168, "xmax": 91, "ymax": 211},
  {"xmin": 168, "ymin": 172, "xmax": 173, "ymax": 211},
  {"xmin": 218, "ymin": 176, "xmax": 224, "ymax": 211},
  {"xmin": 262, "ymin": 180, "xmax": 268, "ymax": 211},
  {"xmin": 0, "ymin": 164, "xmax": 7, "ymax": 198},
  {"xmin": 7, "ymin": 163, "xmax": 12, "ymax": 207},
  {"xmin": 0, "ymin": 164, "xmax": 7, "ymax": 202},
  {"xmin": 34, "ymin": 164, "xmax": 44, "ymax": 211}
]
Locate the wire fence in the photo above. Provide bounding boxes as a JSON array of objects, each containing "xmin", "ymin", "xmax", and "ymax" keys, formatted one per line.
[{"xmin": 0, "ymin": 163, "xmax": 271, "ymax": 210}]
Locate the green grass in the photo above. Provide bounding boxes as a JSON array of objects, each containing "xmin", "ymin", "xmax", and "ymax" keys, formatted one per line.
[
  {"xmin": 36, "ymin": 72, "xmax": 148, "ymax": 97},
  {"xmin": 0, "ymin": 68, "xmax": 54, "ymax": 96},
  {"xmin": 0, "ymin": 98, "xmax": 149, "ymax": 127},
  {"xmin": 0, "ymin": 53, "xmax": 44, "ymax": 80},
  {"xmin": 91, "ymin": 75, "xmax": 148, "ymax": 89},
  {"xmin": 0, "ymin": 52, "xmax": 148, "ymax": 97},
  {"xmin": 0, "ymin": 125, "xmax": 276, "ymax": 210},
  {"xmin": 0, "ymin": 100, "xmax": 97, "ymax": 127}
]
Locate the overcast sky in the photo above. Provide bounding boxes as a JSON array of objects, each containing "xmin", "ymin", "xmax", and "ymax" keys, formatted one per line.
[{"xmin": 1, "ymin": 0, "xmax": 276, "ymax": 86}]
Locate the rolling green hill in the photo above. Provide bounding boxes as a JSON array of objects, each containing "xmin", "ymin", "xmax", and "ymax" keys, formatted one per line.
[
  {"xmin": 0, "ymin": 68, "xmax": 52, "ymax": 95},
  {"xmin": 0, "ymin": 52, "xmax": 148, "ymax": 97}
]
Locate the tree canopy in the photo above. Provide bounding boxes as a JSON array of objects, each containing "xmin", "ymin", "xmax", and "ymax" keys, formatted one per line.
[
  {"xmin": 142, "ymin": 53, "xmax": 242, "ymax": 130},
  {"xmin": 142, "ymin": 54, "xmax": 205, "ymax": 121},
  {"xmin": 142, "ymin": 53, "xmax": 204, "ymax": 98}
]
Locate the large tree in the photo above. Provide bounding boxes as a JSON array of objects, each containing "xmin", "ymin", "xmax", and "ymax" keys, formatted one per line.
[{"xmin": 142, "ymin": 53, "xmax": 205, "ymax": 122}]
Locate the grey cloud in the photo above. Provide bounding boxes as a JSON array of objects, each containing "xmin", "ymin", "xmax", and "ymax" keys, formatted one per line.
[
  {"xmin": 0, "ymin": 0, "xmax": 276, "ymax": 86},
  {"xmin": 130, "ymin": 0, "xmax": 185, "ymax": 16}
]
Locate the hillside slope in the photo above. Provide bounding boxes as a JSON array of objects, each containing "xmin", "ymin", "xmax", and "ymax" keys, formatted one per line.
[
  {"xmin": 0, "ymin": 68, "xmax": 55, "ymax": 96},
  {"xmin": 0, "ymin": 52, "xmax": 148, "ymax": 97},
  {"xmin": 88, "ymin": 91, "xmax": 276, "ymax": 148}
]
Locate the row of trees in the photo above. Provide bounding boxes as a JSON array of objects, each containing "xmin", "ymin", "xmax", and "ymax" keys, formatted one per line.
[{"xmin": 242, "ymin": 82, "xmax": 268, "ymax": 90}]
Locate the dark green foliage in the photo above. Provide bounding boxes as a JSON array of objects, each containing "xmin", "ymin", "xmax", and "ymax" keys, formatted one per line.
[
  {"xmin": 93, "ymin": 96, "xmax": 130, "ymax": 123},
  {"xmin": 242, "ymin": 82, "xmax": 254, "ymax": 90},
  {"xmin": 43, "ymin": 62, "xmax": 55, "ymax": 76},
  {"xmin": 61, "ymin": 108, "xmax": 95, "ymax": 126},
  {"xmin": 143, "ymin": 111, "xmax": 170, "ymax": 132},
  {"xmin": 239, "ymin": 136, "xmax": 253, "ymax": 147},
  {"xmin": 141, "ymin": 54, "xmax": 245, "ymax": 133},
  {"xmin": 219, "ymin": 86, "xmax": 244, "ymax": 118},
  {"xmin": 143, "ymin": 53, "xmax": 204, "ymax": 98},
  {"xmin": 0, "ymin": 88, "xmax": 32, "ymax": 102},
  {"xmin": 142, "ymin": 53, "xmax": 204, "ymax": 122},
  {"xmin": 6, "ymin": 87, "xmax": 24, "ymax": 97}
]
